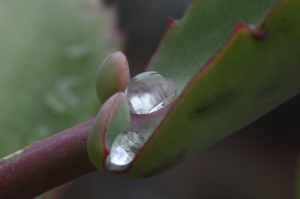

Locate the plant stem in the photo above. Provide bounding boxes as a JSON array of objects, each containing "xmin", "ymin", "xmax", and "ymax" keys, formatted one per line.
[{"xmin": 0, "ymin": 119, "xmax": 96, "ymax": 199}]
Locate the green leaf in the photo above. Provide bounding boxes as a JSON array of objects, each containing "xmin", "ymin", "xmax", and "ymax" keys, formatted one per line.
[
  {"xmin": 96, "ymin": 51, "xmax": 130, "ymax": 103},
  {"xmin": 88, "ymin": 92, "xmax": 130, "ymax": 171},
  {"xmin": 148, "ymin": 0, "xmax": 280, "ymax": 93},
  {"xmin": 0, "ymin": 0, "xmax": 114, "ymax": 158},
  {"xmin": 120, "ymin": 0, "xmax": 300, "ymax": 177}
]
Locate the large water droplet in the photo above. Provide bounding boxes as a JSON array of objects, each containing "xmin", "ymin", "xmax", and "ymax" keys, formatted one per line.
[
  {"xmin": 125, "ymin": 71, "xmax": 177, "ymax": 114},
  {"xmin": 106, "ymin": 131, "xmax": 145, "ymax": 169}
]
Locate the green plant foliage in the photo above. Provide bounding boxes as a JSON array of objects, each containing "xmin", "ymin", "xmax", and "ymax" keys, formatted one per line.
[
  {"xmin": 96, "ymin": 51, "xmax": 130, "ymax": 103},
  {"xmin": 148, "ymin": 0, "xmax": 280, "ymax": 93},
  {"xmin": 88, "ymin": 92, "xmax": 130, "ymax": 171},
  {"xmin": 0, "ymin": 0, "xmax": 114, "ymax": 158},
  {"xmin": 121, "ymin": 0, "xmax": 300, "ymax": 177}
]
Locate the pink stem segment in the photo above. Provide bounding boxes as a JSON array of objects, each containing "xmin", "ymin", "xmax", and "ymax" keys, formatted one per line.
[{"xmin": 0, "ymin": 119, "xmax": 96, "ymax": 199}]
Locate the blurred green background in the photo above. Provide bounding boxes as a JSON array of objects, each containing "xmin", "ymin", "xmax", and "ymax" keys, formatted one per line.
[{"xmin": 0, "ymin": 0, "xmax": 114, "ymax": 158}]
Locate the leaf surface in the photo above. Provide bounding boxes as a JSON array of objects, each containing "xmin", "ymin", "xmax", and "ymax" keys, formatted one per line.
[{"xmin": 124, "ymin": 0, "xmax": 300, "ymax": 177}]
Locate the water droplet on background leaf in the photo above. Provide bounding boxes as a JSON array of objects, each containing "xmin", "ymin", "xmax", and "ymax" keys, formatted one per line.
[
  {"xmin": 107, "ymin": 131, "xmax": 145, "ymax": 167},
  {"xmin": 125, "ymin": 71, "xmax": 177, "ymax": 114}
]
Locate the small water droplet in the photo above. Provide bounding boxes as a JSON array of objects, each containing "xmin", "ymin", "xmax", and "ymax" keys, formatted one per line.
[
  {"xmin": 125, "ymin": 71, "xmax": 177, "ymax": 114},
  {"xmin": 106, "ymin": 131, "xmax": 145, "ymax": 170}
]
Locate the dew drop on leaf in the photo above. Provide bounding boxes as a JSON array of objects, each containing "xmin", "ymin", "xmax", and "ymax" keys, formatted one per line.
[
  {"xmin": 125, "ymin": 71, "xmax": 177, "ymax": 114},
  {"xmin": 106, "ymin": 131, "xmax": 145, "ymax": 169}
]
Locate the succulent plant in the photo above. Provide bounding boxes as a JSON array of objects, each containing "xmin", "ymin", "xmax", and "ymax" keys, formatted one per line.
[{"xmin": 0, "ymin": 0, "xmax": 300, "ymax": 198}]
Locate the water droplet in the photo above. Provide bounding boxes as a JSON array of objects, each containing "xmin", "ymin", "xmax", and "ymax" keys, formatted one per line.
[
  {"xmin": 125, "ymin": 71, "xmax": 177, "ymax": 114},
  {"xmin": 106, "ymin": 131, "xmax": 145, "ymax": 169}
]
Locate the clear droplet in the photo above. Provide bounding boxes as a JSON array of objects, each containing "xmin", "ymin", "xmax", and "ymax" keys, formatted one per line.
[
  {"xmin": 125, "ymin": 71, "xmax": 177, "ymax": 114},
  {"xmin": 107, "ymin": 131, "xmax": 145, "ymax": 168}
]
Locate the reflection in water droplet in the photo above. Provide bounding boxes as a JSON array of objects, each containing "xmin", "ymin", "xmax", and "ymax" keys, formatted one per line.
[
  {"xmin": 44, "ymin": 76, "xmax": 80, "ymax": 114},
  {"xmin": 125, "ymin": 71, "xmax": 177, "ymax": 114},
  {"xmin": 106, "ymin": 131, "xmax": 145, "ymax": 169}
]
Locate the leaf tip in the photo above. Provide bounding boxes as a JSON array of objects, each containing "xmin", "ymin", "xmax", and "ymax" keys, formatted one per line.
[
  {"xmin": 96, "ymin": 52, "xmax": 130, "ymax": 103},
  {"xmin": 167, "ymin": 18, "xmax": 179, "ymax": 30},
  {"xmin": 236, "ymin": 21, "xmax": 267, "ymax": 40}
]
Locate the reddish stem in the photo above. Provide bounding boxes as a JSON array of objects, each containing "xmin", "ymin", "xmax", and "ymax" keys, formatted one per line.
[{"xmin": 0, "ymin": 119, "xmax": 96, "ymax": 199}]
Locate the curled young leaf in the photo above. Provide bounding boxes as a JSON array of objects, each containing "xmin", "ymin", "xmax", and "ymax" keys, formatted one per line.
[
  {"xmin": 96, "ymin": 52, "xmax": 130, "ymax": 103},
  {"xmin": 87, "ymin": 92, "xmax": 130, "ymax": 171}
]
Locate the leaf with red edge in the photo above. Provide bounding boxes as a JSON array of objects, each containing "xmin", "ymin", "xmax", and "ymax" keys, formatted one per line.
[
  {"xmin": 114, "ymin": 0, "xmax": 300, "ymax": 177},
  {"xmin": 88, "ymin": 92, "xmax": 130, "ymax": 171}
]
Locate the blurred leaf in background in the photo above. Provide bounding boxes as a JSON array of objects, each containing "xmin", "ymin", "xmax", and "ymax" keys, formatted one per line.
[{"xmin": 0, "ymin": 0, "xmax": 116, "ymax": 158}]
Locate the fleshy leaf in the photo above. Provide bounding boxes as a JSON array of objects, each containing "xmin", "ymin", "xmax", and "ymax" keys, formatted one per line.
[
  {"xmin": 88, "ymin": 92, "xmax": 130, "ymax": 170},
  {"xmin": 118, "ymin": 0, "xmax": 300, "ymax": 177},
  {"xmin": 147, "ymin": 0, "xmax": 280, "ymax": 93},
  {"xmin": 96, "ymin": 51, "xmax": 130, "ymax": 103}
]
